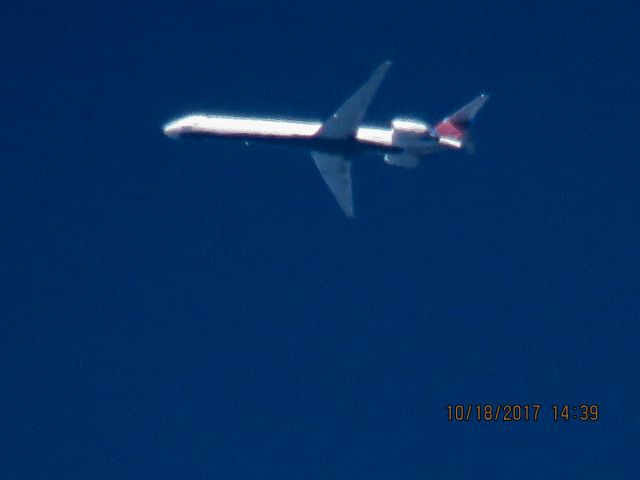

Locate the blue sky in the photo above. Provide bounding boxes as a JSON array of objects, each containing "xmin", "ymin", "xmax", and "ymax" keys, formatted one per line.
[{"xmin": 2, "ymin": 1, "xmax": 638, "ymax": 478}]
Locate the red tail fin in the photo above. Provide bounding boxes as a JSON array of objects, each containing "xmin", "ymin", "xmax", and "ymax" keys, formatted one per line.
[{"xmin": 435, "ymin": 94, "xmax": 489, "ymax": 140}]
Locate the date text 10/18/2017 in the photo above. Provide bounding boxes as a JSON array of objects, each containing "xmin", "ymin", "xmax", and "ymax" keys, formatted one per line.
[{"xmin": 446, "ymin": 404, "xmax": 599, "ymax": 422}]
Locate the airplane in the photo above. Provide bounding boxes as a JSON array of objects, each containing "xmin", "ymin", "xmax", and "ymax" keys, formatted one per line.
[{"xmin": 163, "ymin": 62, "xmax": 488, "ymax": 217}]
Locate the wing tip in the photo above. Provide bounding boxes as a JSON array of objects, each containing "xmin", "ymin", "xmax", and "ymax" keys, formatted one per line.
[{"xmin": 378, "ymin": 60, "xmax": 393, "ymax": 73}]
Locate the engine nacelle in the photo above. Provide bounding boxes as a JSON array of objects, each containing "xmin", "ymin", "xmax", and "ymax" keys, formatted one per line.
[
  {"xmin": 384, "ymin": 152, "xmax": 420, "ymax": 169},
  {"xmin": 391, "ymin": 118, "xmax": 431, "ymax": 135}
]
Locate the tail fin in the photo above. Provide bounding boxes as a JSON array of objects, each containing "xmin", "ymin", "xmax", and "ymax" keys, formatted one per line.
[{"xmin": 435, "ymin": 94, "xmax": 489, "ymax": 153}]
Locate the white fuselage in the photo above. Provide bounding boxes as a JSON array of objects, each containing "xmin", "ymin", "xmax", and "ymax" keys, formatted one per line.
[{"xmin": 163, "ymin": 114, "xmax": 457, "ymax": 156}]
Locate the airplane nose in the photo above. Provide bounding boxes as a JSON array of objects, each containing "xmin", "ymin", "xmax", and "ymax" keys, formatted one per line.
[
  {"xmin": 162, "ymin": 123, "xmax": 180, "ymax": 138},
  {"xmin": 163, "ymin": 121, "xmax": 181, "ymax": 139}
]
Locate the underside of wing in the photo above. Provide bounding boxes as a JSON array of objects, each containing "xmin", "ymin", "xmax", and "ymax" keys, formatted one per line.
[
  {"xmin": 317, "ymin": 61, "xmax": 392, "ymax": 140},
  {"xmin": 311, "ymin": 151, "xmax": 354, "ymax": 217}
]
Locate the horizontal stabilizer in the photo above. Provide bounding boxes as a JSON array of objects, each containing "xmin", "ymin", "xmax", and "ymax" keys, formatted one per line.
[
  {"xmin": 317, "ymin": 62, "xmax": 392, "ymax": 140},
  {"xmin": 435, "ymin": 94, "xmax": 489, "ymax": 141},
  {"xmin": 448, "ymin": 94, "xmax": 489, "ymax": 127}
]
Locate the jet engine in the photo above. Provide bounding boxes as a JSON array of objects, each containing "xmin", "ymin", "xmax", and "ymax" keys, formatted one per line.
[{"xmin": 391, "ymin": 118, "xmax": 430, "ymax": 136}]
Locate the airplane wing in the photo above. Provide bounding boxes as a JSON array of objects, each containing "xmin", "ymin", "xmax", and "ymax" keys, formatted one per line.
[
  {"xmin": 311, "ymin": 62, "xmax": 391, "ymax": 216},
  {"xmin": 317, "ymin": 61, "xmax": 392, "ymax": 140},
  {"xmin": 311, "ymin": 151, "xmax": 354, "ymax": 217}
]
